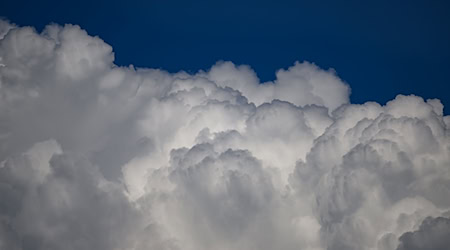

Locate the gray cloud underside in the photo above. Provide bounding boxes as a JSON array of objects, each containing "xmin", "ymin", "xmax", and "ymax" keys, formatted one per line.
[
  {"xmin": 396, "ymin": 216, "xmax": 450, "ymax": 250},
  {"xmin": 0, "ymin": 20, "xmax": 449, "ymax": 250}
]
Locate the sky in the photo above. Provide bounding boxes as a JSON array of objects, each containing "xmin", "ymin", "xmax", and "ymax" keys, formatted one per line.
[
  {"xmin": 1, "ymin": 1, "xmax": 450, "ymax": 250},
  {"xmin": 1, "ymin": 0, "xmax": 450, "ymax": 113}
]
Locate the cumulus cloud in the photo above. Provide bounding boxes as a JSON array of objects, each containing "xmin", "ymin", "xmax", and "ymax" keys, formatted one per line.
[
  {"xmin": 0, "ymin": 20, "xmax": 449, "ymax": 250},
  {"xmin": 396, "ymin": 216, "xmax": 450, "ymax": 250}
]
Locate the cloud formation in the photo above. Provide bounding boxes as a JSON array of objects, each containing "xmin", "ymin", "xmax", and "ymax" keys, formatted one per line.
[{"xmin": 0, "ymin": 20, "xmax": 449, "ymax": 250}]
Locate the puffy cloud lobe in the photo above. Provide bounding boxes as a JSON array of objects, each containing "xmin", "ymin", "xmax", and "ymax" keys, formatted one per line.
[
  {"xmin": 0, "ymin": 20, "xmax": 449, "ymax": 250},
  {"xmin": 396, "ymin": 216, "xmax": 450, "ymax": 250},
  {"xmin": 205, "ymin": 61, "xmax": 350, "ymax": 110},
  {"xmin": 0, "ymin": 140, "xmax": 142, "ymax": 250}
]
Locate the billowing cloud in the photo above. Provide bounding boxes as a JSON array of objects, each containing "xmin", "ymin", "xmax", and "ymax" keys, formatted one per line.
[
  {"xmin": 396, "ymin": 216, "xmax": 450, "ymax": 250},
  {"xmin": 0, "ymin": 19, "xmax": 449, "ymax": 250}
]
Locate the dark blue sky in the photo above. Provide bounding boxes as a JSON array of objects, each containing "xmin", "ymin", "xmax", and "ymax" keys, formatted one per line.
[{"xmin": 2, "ymin": 0, "xmax": 450, "ymax": 113}]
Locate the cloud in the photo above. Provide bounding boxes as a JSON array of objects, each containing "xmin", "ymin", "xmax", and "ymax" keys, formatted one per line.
[
  {"xmin": 0, "ymin": 141, "xmax": 142, "ymax": 250},
  {"xmin": 0, "ymin": 20, "xmax": 449, "ymax": 250},
  {"xmin": 396, "ymin": 216, "xmax": 450, "ymax": 250}
]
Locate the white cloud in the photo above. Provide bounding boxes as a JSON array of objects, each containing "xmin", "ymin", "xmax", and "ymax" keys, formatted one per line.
[{"xmin": 0, "ymin": 20, "xmax": 449, "ymax": 250}]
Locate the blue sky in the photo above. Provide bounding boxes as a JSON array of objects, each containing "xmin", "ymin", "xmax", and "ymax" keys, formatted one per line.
[{"xmin": 2, "ymin": 0, "xmax": 450, "ymax": 113}]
